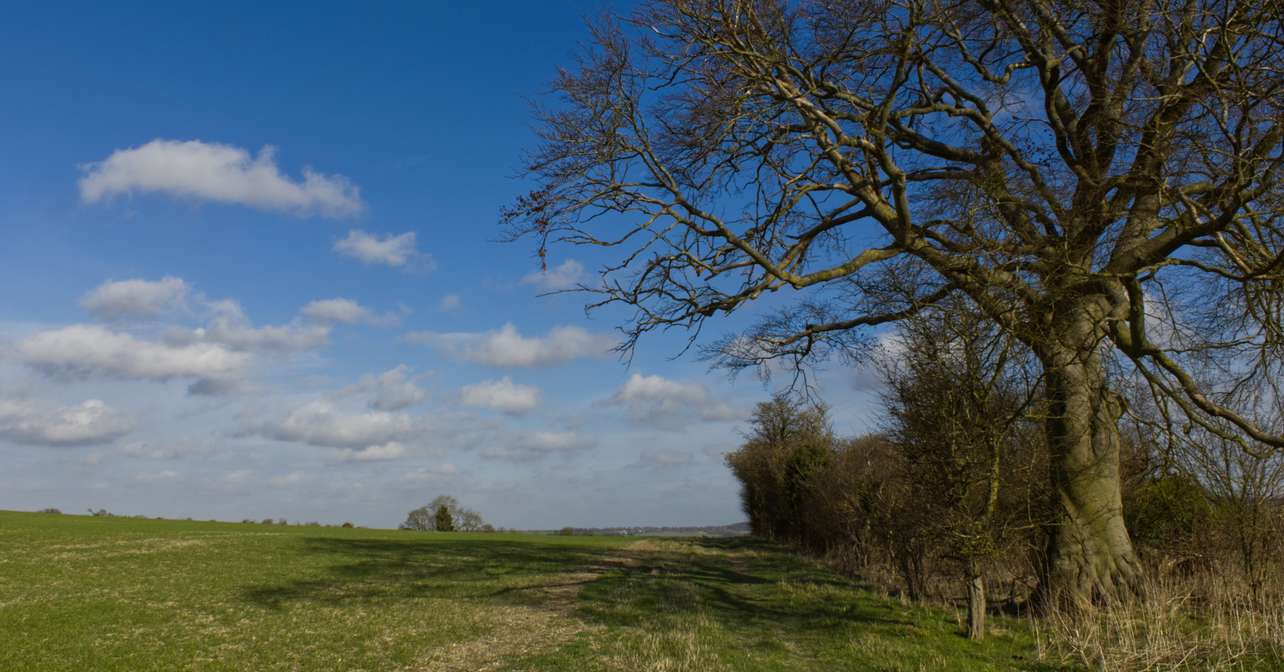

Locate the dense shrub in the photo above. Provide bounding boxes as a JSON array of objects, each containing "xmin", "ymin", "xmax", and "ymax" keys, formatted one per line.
[{"xmin": 1125, "ymin": 474, "xmax": 1214, "ymax": 555}]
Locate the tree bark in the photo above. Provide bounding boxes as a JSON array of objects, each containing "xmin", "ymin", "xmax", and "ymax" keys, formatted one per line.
[
  {"xmin": 966, "ymin": 563, "xmax": 986, "ymax": 640},
  {"xmin": 1037, "ymin": 312, "xmax": 1144, "ymax": 607}
]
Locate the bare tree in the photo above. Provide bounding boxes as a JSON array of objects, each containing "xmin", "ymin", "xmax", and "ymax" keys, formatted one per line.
[
  {"xmin": 1177, "ymin": 413, "xmax": 1284, "ymax": 601},
  {"xmin": 507, "ymin": 0, "xmax": 1284, "ymax": 604}
]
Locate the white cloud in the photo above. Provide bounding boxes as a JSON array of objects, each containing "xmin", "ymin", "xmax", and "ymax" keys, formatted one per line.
[
  {"xmin": 404, "ymin": 323, "xmax": 616, "ymax": 367},
  {"xmin": 0, "ymin": 398, "xmax": 135, "ymax": 446},
  {"xmin": 12, "ymin": 324, "xmax": 249, "ymax": 392},
  {"xmin": 245, "ymin": 400, "xmax": 419, "ymax": 455},
  {"xmin": 459, "ymin": 377, "xmax": 541, "ymax": 415},
  {"xmin": 79, "ymin": 139, "xmax": 362, "ymax": 217},
  {"xmin": 189, "ymin": 300, "xmax": 330, "ymax": 352},
  {"xmin": 606, "ymin": 373, "xmax": 739, "ymax": 424},
  {"xmin": 134, "ymin": 469, "xmax": 180, "ymax": 483},
  {"xmin": 354, "ymin": 365, "xmax": 427, "ymax": 411},
  {"xmin": 300, "ymin": 298, "xmax": 400, "ymax": 327},
  {"xmin": 105, "ymin": 438, "xmax": 214, "ymax": 461},
  {"xmin": 269, "ymin": 471, "xmax": 308, "ymax": 487},
  {"xmin": 334, "ymin": 229, "xmax": 424, "ymax": 268},
  {"xmin": 81, "ymin": 277, "xmax": 189, "ymax": 319},
  {"xmin": 637, "ymin": 449, "xmax": 693, "ymax": 468},
  {"xmin": 521, "ymin": 259, "xmax": 585, "ymax": 291},
  {"xmin": 331, "ymin": 442, "xmax": 407, "ymax": 462},
  {"xmin": 479, "ymin": 430, "xmax": 591, "ymax": 461},
  {"xmin": 439, "ymin": 294, "xmax": 461, "ymax": 311},
  {"xmin": 401, "ymin": 463, "xmax": 459, "ymax": 482}
]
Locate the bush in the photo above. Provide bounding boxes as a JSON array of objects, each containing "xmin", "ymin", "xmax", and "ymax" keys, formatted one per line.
[
  {"xmin": 38, "ymin": 508, "xmax": 61, "ymax": 514},
  {"xmin": 1125, "ymin": 474, "xmax": 1213, "ymax": 555},
  {"xmin": 341, "ymin": 522, "xmax": 354, "ymax": 528},
  {"xmin": 88, "ymin": 508, "xmax": 111, "ymax": 517},
  {"xmin": 558, "ymin": 527, "xmax": 576, "ymax": 536}
]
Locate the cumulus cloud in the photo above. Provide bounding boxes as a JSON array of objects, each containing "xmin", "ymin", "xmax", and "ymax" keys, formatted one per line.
[
  {"xmin": 605, "ymin": 373, "xmax": 739, "ymax": 424},
  {"xmin": 0, "ymin": 398, "xmax": 135, "ymax": 446},
  {"xmin": 334, "ymin": 229, "xmax": 424, "ymax": 268},
  {"xmin": 78, "ymin": 139, "xmax": 362, "ymax": 217},
  {"xmin": 81, "ymin": 277, "xmax": 189, "ymax": 319},
  {"xmin": 12, "ymin": 324, "xmax": 249, "ymax": 392},
  {"xmin": 351, "ymin": 365, "xmax": 427, "ymax": 411},
  {"xmin": 301, "ymin": 298, "xmax": 399, "ymax": 327},
  {"xmin": 479, "ymin": 430, "xmax": 591, "ymax": 461},
  {"xmin": 404, "ymin": 323, "xmax": 616, "ymax": 367},
  {"xmin": 520, "ymin": 259, "xmax": 586, "ymax": 291},
  {"xmin": 188, "ymin": 299, "xmax": 330, "ymax": 352},
  {"xmin": 459, "ymin": 377, "xmax": 541, "ymax": 415},
  {"xmin": 243, "ymin": 400, "xmax": 421, "ymax": 461}
]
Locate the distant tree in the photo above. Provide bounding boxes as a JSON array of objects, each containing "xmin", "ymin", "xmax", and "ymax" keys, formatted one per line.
[
  {"xmin": 341, "ymin": 521, "xmax": 354, "ymax": 529},
  {"xmin": 434, "ymin": 505, "xmax": 455, "ymax": 532},
  {"xmin": 401, "ymin": 495, "xmax": 488, "ymax": 532},
  {"xmin": 400, "ymin": 506, "xmax": 434, "ymax": 531},
  {"xmin": 457, "ymin": 509, "xmax": 485, "ymax": 532},
  {"xmin": 38, "ymin": 508, "xmax": 61, "ymax": 515},
  {"xmin": 725, "ymin": 395, "xmax": 834, "ymax": 545}
]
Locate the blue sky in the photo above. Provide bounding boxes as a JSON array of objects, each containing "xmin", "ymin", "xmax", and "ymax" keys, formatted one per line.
[{"xmin": 0, "ymin": 1, "xmax": 882, "ymax": 528}]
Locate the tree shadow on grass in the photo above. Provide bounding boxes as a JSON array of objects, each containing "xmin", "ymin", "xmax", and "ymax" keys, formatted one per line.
[{"xmin": 239, "ymin": 535, "xmax": 900, "ymax": 634}]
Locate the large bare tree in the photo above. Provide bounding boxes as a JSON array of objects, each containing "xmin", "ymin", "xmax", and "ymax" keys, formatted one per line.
[{"xmin": 505, "ymin": 0, "xmax": 1284, "ymax": 604}]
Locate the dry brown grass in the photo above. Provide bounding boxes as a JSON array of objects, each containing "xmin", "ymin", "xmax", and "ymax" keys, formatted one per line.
[{"xmin": 1032, "ymin": 563, "xmax": 1284, "ymax": 671}]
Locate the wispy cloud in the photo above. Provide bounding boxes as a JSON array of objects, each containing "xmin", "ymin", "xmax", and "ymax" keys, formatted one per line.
[
  {"xmin": 404, "ymin": 323, "xmax": 616, "ymax": 367},
  {"xmin": 604, "ymin": 373, "xmax": 739, "ymax": 425},
  {"xmin": 334, "ymin": 229, "xmax": 427, "ymax": 268},
  {"xmin": 520, "ymin": 259, "xmax": 585, "ymax": 291},
  {"xmin": 301, "ymin": 298, "xmax": 400, "ymax": 327}
]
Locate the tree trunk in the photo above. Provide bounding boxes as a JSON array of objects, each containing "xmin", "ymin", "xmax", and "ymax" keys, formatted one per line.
[
  {"xmin": 966, "ymin": 562, "xmax": 986, "ymax": 640},
  {"xmin": 1036, "ymin": 310, "xmax": 1144, "ymax": 608}
]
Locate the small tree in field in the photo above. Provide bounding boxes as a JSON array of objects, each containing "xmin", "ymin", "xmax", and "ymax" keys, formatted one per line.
[
  {"xmin": 401, "ymin": 495, "xmax": 488, "ymax": 532},
  {"xmin": 434, "ymin": 505, "xmax": 455, "ymax": 532},
  {"xmin": 881, "ymin": 298, "xmax": 1043, "ymax": 638}
]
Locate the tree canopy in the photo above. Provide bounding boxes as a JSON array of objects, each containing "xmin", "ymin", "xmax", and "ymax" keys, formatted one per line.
[{"xmin": 508, "ymin": 0, "xmax": 1284, "ymax": 604}]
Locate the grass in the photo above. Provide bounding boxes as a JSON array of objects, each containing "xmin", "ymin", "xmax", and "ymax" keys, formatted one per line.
[{"xmin": 0, "ymin": 510, "xmax": 1063, "ymax": 671}]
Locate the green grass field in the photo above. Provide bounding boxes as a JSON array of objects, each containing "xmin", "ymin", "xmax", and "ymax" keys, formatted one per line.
[{"xmin": 0, "ymin": 510, "xmax": 1065, "ymax": 671}]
